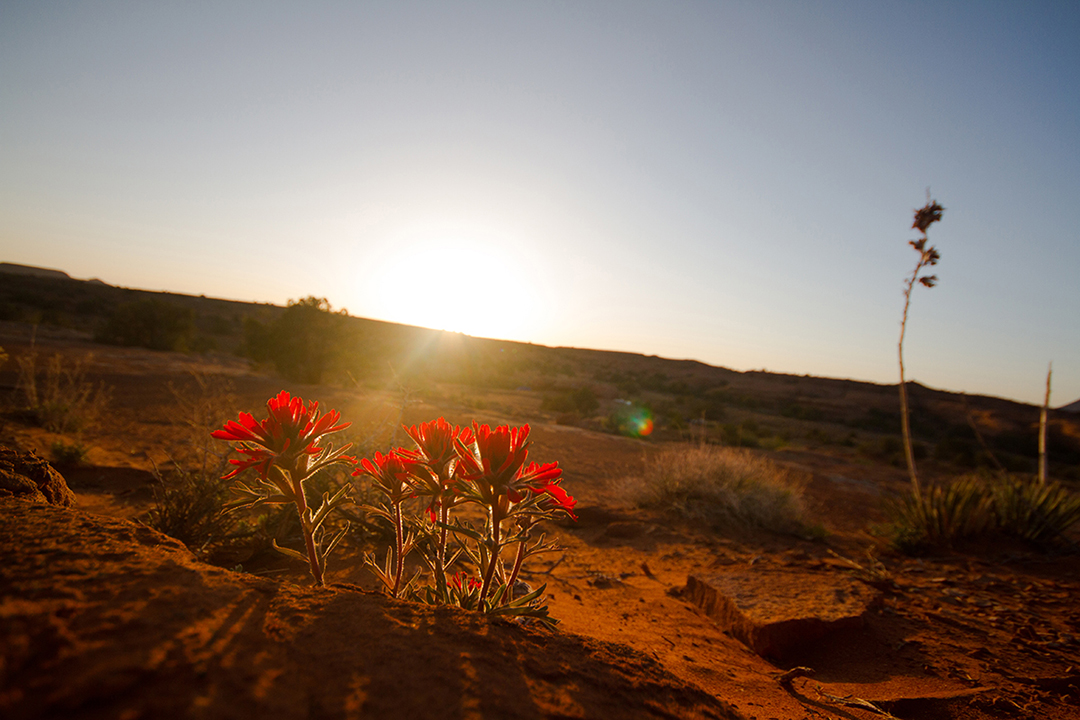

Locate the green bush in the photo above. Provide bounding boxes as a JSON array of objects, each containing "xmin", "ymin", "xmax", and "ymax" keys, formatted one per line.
[
  {"xmin": 720, "ymin": 420, "xmax": 774, "ymax": 448},
  {"xmin": 632, "ymin": 444, "xmax": 807, "ymax": 534},
  {"xmin": 242, "ymin": 296, "xmax": 351, "ymax": 384},
  {"xmin": 541, "ymin": 386, "xmax": 599, "ymax": 416},
  {"xmin": 50, "ymin": 440, "xmax": 88, "ymax": 466},
  {"xmin": 96, "ymin": 298, "xmax": 195, "ymax": 351}
]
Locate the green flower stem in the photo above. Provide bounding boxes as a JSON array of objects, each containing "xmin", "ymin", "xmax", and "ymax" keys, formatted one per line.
[
  {"xmin": 391, "ymin": 499, "xmax": 405, "ymax": 598},
  {"xmin": 297, "ymin": 500, "xmax": 325, "ymax": 587},
  {"xmin": 478, "ymin": 505, "xmax": 504, "ymax": 605},
  {"xmin": 288, "ymin": 457, "xmax": 325, "ymax": 587},
  {"xmin": 505, "ymin": 536, "xmax": 528, "ymax": 603},
  {"xmin": 435, "ymin": 502, "xmax": 450, "ymax": 602}
]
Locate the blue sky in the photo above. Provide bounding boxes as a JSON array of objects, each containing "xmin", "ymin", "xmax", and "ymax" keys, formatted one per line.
[{"xmin": 2, "ymin": 1, "xmax": 1078, "ymax": 405}]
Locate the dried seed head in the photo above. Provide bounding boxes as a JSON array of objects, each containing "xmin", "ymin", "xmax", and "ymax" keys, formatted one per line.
[{"xmin": 912, "ymin": 200, "xmax": 944, "ymax": 234}]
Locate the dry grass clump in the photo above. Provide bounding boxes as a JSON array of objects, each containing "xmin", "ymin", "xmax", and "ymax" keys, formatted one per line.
[
  {"xmin": 145, "ymin": 461, "xmax": 238, "ymax": 555},
  {"xmin": 632, "ymin": 444, "xmax": 807, "ymax": 534},
  {"xmin": 15, "ymin": 351, "xmax": 111, "ymax": 435}
]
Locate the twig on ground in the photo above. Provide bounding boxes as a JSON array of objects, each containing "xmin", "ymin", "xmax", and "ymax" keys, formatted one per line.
[
  {"xmin": 814, "ymin": 685, "xmax": 900, "ymax": 718},
  {"xmin": 827, "ymin": 549, "xmax": 896, "ymax": 589},
  {"xmin": 775, "ymin": 666, "xmax": 815, "ymax": 686}
]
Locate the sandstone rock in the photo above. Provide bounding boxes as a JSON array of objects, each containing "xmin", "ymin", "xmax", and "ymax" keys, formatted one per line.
[
  {"xmin": 0, "ymin": 447, "xmax": 76, "ymax": 507},
  {"xmin": 0, "ymin": 499, "xmax": 741, "ymax": 720},
  {"xmin": 685, "ymin": 570, "xmax": 882, "ymax": 660}
]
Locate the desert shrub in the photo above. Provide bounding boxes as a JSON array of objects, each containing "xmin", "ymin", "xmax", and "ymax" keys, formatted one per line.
[
  {"xmin": 50, "ymin": 440, "xmax": 88, "ymax": 466},
  {"xmin": 991, "ymin": 477, "xmax": 1080, "ymax": 547},
  {"xmin": 859, "ymin": 435, "xmax": 927, "ymax": 466},
  {"xmin": 886, "ymin": 476, "xmax": 995, "ymax": 552},
  {"xmin": 933, "ymin": 435, "xmax": 980, "ymax": 468},
  {"xmin": 887, "ymin": 474, "xmax": 1080, "ymax": 553},
  {"xmin": 242, "ymin": 296, "xmax": 351, "ymax": 384},
  {"xmin": 145, "ymin": 462, "xmax": 239, "ymax": 555},
  {"xmin": 781, "ymin": 403, "xmax": 824, "ymax": 422},
  {"xmin": 16, "ymin": 352, "xmax": 111, "ymax": 434},
  {"xmin": 632, "ymin": 444, "xmax": 807, "ymax": 534},
  {"xmin": 165, "ymin": 370, "xmax": 238, "ymax": 465},
  {"xmin": 96, "ymin": 298, "xmax": 195, "ymax": 351},
  {"xmin": 541, "ymin": 386, "xmax": 599, "ymax": 416},
  {"xmin": 143, "ymin": 371, "xmax": 246, "ymax": 556},
  {"xmin": 725, "ymin": 418, "xmax": 760, "ymax": 446}
]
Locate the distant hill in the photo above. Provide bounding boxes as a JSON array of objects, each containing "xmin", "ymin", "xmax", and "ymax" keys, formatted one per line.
[
  {"xmin": 1060, "ymin": 399, "xmax": 1080, "ymax": 413},
  {"xmin": 0, "ymin": 262, "xmax": 71, "ymax": 281},
  {"xmin": 1, "ymin": 265, "xmax": 1078, "ymax": 471}
]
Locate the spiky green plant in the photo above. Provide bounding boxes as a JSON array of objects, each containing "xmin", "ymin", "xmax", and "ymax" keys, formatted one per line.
[
  {"xmin": 992, "ymin": 476, "xmax": 1080, "ymax": 547},
  {"xmin": 887, "ymin": 475, "xmax": 993, "ymax": 552}
]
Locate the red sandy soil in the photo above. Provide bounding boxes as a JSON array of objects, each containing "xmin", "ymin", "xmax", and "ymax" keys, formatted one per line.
[{"xmin": 2, "ymin": 337, "xmax": 1079, "ymax": 719}]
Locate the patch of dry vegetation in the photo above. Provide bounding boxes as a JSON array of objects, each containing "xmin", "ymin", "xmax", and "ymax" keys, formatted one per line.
[
  {"xmin": 631, "ymin": 444, "xmax": 808, "ymax": 534},
  {"xmin": 15, "ymin": 351, "xmax": 110, "ymax": 435}
]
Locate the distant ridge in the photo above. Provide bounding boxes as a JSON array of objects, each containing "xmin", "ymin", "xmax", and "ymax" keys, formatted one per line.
[
  {"xmin": 1060, "ymin": 399, "xmax": 1080, "ymax": 413},
  {"xmin": 0, "ymin": 262, "xmax": 71, "ymax": 281}
]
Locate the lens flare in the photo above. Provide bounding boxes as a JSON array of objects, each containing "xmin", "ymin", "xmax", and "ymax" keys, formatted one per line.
[{"xmin": 628, "ymin": 409, "xmax": 653, "ymax": 437}]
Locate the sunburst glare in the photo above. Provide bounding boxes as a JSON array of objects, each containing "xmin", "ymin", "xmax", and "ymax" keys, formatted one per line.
[{"xmin": 362, "ymin": 235, "xmax": 544, "ymax": 341}]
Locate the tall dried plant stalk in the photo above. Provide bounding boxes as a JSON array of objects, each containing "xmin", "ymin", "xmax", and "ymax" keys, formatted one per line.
[
  {"xmin": 1039, "ymin": 362, "xmax": 1052, "ymax": 486},
  {"xmin": 899, "ymin": 196, "xmax": 944, "ymax": 497}
]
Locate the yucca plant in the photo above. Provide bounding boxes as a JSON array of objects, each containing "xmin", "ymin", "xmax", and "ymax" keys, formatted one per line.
[
  {"xmin": 992, "ymin": 476, "xmax": 1080, "ymax": 547},
  {"xmin": 887, "ymin": 475, "xmax": 994, "ymax": 552}
]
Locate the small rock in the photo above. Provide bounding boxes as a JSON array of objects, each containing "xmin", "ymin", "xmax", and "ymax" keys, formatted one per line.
[
  {"xmin": 0, "ymin": 447, "xmax": 77, "ymax": 507},
  {"xmin": 684, "ymin": 570, "xmax": 882, "ymax": 660}
]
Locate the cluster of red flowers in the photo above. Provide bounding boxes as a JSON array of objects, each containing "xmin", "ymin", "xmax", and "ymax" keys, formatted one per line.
[
  {"xmin": 215, "ymin": 394, "xmax": 573, "ymax": 618},
  {"xmin": 353, "ymin": 418, "xmax": 575, "ymax": 612},
  {"xmin": 355, "ymin": 418, "xmax": 576, "ymax": 520}
]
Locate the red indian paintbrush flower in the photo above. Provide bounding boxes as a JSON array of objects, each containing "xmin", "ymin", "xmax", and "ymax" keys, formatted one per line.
[
  {"xmin": 212, "ymin": 390, "xmax": 351, "ymax": 479},
  {"xmin": 399, "ymin": 417, "xmax": 466, "ymax": 516},
  {"xmin": 523, "ymin": 465, "xmax": 577, "ymax": 520},
  {"xmin": 449, "ymin": 571, "xmax": 482, "ymax": 593},
  {"xmin": 455, "ymin": 422, "xmax": 532, "ymax": 490},
  {"xmin": 353, "ymin": 450, "xmax": 419, "ymax": 504},
  {"xmin": 400, "ymin": 417, "xmax": 461, "ymax": 469},
  {"xmin": 212, "ymin": 391, "xmax": 354, "ymax": 588},
  {"xmin": 454, "ymin": 422, "xmax": 574, "ymax": 516}
]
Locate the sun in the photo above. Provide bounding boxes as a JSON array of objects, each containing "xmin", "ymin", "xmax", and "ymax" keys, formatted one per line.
[{"xmin": 362, "ymin": 235, "xmax": 544, "ymax": 340}]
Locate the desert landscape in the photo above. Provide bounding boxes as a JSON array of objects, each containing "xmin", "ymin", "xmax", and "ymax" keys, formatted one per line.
[
  {"xmin": 5, "ymin": 5, "xmax": 1080, "ymax": 718},
  {"xmin": 2, "ymin": 272, "xmax": 1079, "ymax": 720}
]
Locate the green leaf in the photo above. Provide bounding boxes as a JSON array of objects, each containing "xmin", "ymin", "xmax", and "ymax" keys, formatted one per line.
[
  {"xmin": 435, "ymin": 519, "xmax": 484, "ymax": 542},
  {"xmin": 272, "ymin": 539, "xmax": 307, "ymax": 562},
  {"xmin": 507, "ymin": 583, "xmax": 547, "ymax": 608},
  {"xmin": 488, "ymin": 582, "xmax": 508, "ymax": 607},
  {"xmin": 324, "ymin": 522, "xmax": 350, "ymax": 558}
]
